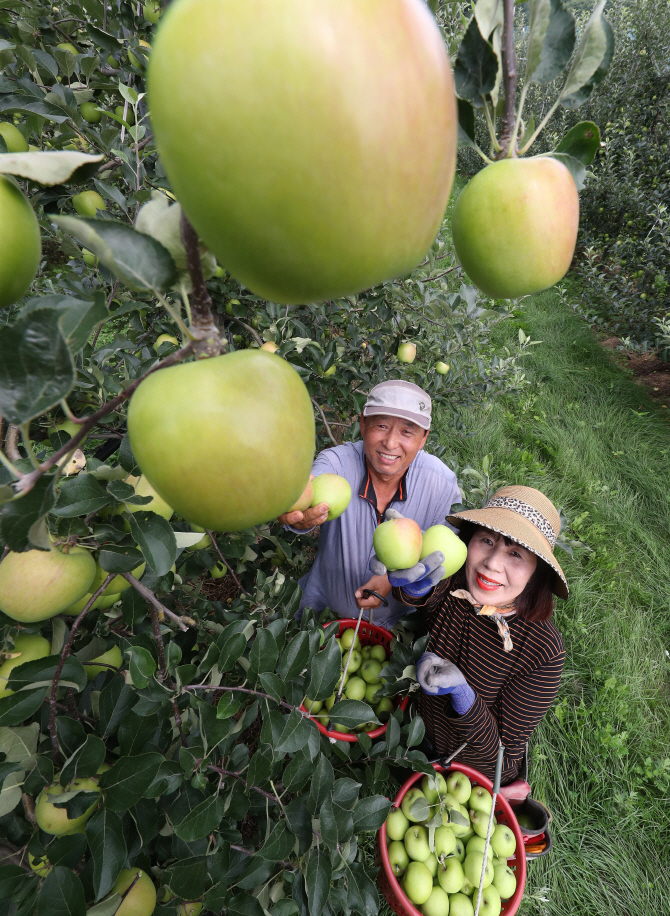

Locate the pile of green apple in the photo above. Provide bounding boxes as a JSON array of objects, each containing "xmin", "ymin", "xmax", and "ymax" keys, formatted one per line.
[
  {"xmin": 304, "ymin": 628, "xmax": 394, "ymax": 735},
  {"xmin": 384, "ymin": 771, "xmax": 518, "ymax": 916}
]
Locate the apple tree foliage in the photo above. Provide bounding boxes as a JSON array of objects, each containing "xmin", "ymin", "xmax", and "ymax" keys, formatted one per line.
[{"xmin": 0, "ymin": 2, "xmax": 610, "ymax": 915}]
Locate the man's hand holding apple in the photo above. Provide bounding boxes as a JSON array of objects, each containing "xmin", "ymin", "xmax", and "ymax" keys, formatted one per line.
[{"xmin": 278, "ymin": 504, "xmax": 330, "ymax": 530}]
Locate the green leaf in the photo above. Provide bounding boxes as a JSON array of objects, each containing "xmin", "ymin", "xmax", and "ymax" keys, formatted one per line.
[
  {"xmin": 0, "ymin": 688, "xmax": 46, "ymax": 727},
  {"xmin": 406, "ymin": 716, "xmax": 425, "ymax": 749},
  {"xmin": 124, "ymin": 646, "xmax": 156, "ymax": 689},
  {"xmin": 228, "ymin": 894, "xmax": 266, "ymax": 916},
  {"xmin": 279, "ymin": 630, "xmax": 310, "ymax": 681},
  {"xmin": 7, "ymin": 656, "xmax": 86, "ymax": 694},
  {"xmin": 61, "ymin": 734, "xmax": 106, "ymax": 785},
  {"xmin": 258, "ymin": 671, "xmax": 285, "ymax": 705},
  {"xmin": 0, "ymin": 151, "xmax": 104, "ymax": 186},
  {"xmin": 342, "ymin": 861, "xmax": 378, "ymax": 915},
  {"xmin": 53, "ymin": 216, "xmax": 178, "ymax": 293},
  {"xmin": 320, "ymin": 794, "xmax": 353, "ymax": 850},
  {"xmin": 454, "ymin": 17, "xmax": 499, "ymax": 108},
  {"xmin": 307, "ymin": 754, "xmax": 333, "ymax": 815},
  {"xmin": 57, "ymin": 293, "xmax": 110, "ymax": 353},
  {"xmin": 457, "ymin": 98, "xmax": 477, "ymax": 149},
  {"xmin": 554, "ymin": 121, "xmax": 601, "ymax": 165},
  {"xmin": 216, "ymin": 693, "xmax": 241, "ymax": 720},
  {"xmin": 99, "ymin": 752, "xmax": 164, "ymax": 811},
  {"xmin": 352, "ymin": 795, "xmax": 391, "ymax": 832},
  {"xmin": 328, "ymin": 699, "xmax": 379, "ymax": 731},
  {"xmin": 37, "ymin": 866, "xmax": 86, "ymax": 916},
  {"xmin": 164, "ymin": 856, "xmax": 207, "ymax": 900},
  {"xmin": 0, "ymin": 308, "xmax": 75, "ymax": 425},
  {"xmin": 98, "ymin": 545, "xmax": 144, "ymax": 574},
  {"xmin": 559, "ymin": 1, "xmax": 614, "ymax": 109},
  {"xmin": 305, "ymin": 635, "xmax": 341, "ymax": 702},
  {"xmin": 173, "ymin": 794, "xmax": 225, "ymax": 842},
  {"xmin": 257, "ymin": 820, "xmax": 295, "ymax": 862},
  {"xmin": 284, "ymin": 797, "xmax": 312, "ymax": 855},
  {"xmin": 0, "ymin": 94, "xmax": 70, "ymax": 122},
  {"xmin": 52, "ymin": 473, "xmax": 110, "ymax": 517},
  {"xmin": 274, "ymin": 709, "xmax": 316, "ymax": 755},
  {"xmin": 545, "ymin": 152, "xmax": 588, "ymax": 190},
  {"xmin": 217, "ymin": 632, "xmax": 247, "ymax": 673},
  {"xmin": 247, "ymin": 628, "xmax": 279, "ymax": 683},
  {"xmin": 0, "ymin": 476, "xmax": 56, "ymax": 552},
  {"xmin": 98, "ymin": 675, "xmax": 136, "ymax": 738},
  {"xmin": 126, "ymin": 511, "xmax": 176, "ymax": 577},
  {"xmin": 305, "ymin": 847, "xmax": 331, "ymax": 915},
  {"xmin": 86, "ymin": 808, "xmax": 127, "ymax": 901},
  {"xmin": 525, "ymin": 0, "xmax": 576, "ymax": 85},
  {"xmin": 282, "ymin": 748, "xmax": 312, "ymax": 793}
]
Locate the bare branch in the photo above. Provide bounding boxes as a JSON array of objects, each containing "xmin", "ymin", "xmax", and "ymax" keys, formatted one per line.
[
  {"xmin": 311, "ymin": 397, "xmax": 338, "ymax": 447},
  {"xmin": 121, "ymin": 572, "xmax": 194, "ymax": 632},
  {"xmin": 206, "ymin": 530, "xmax": 248, "ymax": 595},
  {"xmin": 226, "ymin": 316, "xmax": 263, "ymax": 347},
  {"xmin": 497, "ymin": 0, "xmax": 518, "ymax": 158}
]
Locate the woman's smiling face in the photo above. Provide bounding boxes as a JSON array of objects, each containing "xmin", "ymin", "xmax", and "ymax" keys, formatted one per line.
[{"xmin": 465, "ymin": 527, "xmax": 538, "ymax": 607}]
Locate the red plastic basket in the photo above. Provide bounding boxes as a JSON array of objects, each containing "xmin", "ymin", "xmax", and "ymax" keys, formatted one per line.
[
  {"xmin": 299, "ymin": 618, "xmax": 409, "ymax": 743},
  {"xmin": 378, "ymin": 762, "xmax": 526, "ymax": 916}
]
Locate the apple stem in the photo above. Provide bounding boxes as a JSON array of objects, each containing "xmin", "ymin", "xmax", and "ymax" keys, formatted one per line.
[
  {"xmin": 497, "ymin": 0, "xmax": 518, "ymax": 159},
  {"xmin": 179, "ymin": 213, "xmax": 223, "ymax": 357}
]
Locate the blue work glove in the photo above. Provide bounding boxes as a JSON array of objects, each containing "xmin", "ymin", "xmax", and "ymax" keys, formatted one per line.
[
  {"xmin": 369, "ymin": 509, "xmax": 446, "ymax": 597},
  {"xmin": 416, "ymin": 652, "xmax": 475, "ymax": 714}
]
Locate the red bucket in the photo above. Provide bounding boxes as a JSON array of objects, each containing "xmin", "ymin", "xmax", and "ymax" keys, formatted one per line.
[
  {"xmin": 378, "ymin": 762, "xmax": 526, "ymax": 916},
  {"xmin": 299, "ymin": 618, "xmax": 409, "ymax": 743}
]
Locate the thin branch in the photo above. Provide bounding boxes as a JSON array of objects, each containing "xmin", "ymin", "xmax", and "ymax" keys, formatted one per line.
[
  {"xmin": 22, "ymin": 794, "xmax": 36, "ymax": 827},
  {"xmin": 207, "ymin": 766, "xmax": 278, "ymax": 804},
  {"xmin": 121, "ymin": 572, "xmax": 195, "ymax": 632},
  {"xmin": 5, "ymin": 426, "xmax": 20, "ymax": 461},
  {"xmin": 172, "ymin": 699, "xmax": 188, "ymax": 747},
  {"xmin": 183, "ymin": 683, "xmax": 294, "ymax": 713},
  {"xmin": 311, "ymin": 397, "xmax": 338, "ymax": 447},
  {"xmin": 497, "ymin": 0, "xmax": 518, "ymax": 158},
  {"xmin": 206, "ymin": 531, "xmax": 248, "ymax": 595},
  {"xmin": 49, "ymin": 574, "xmax": 115, "ymax": 762},
  {"xmin": 227, "ymin": 316, "xmax": 263, "ymax": 347},
  {"xmin": 13, "ymin": 342, "xmax": 196, "ymax": 497}
]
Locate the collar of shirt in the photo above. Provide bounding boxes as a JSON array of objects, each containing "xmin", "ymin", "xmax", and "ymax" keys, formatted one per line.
[{"xmin": 358, "ymin": 455, "xmax": 408, "ymax": 523}]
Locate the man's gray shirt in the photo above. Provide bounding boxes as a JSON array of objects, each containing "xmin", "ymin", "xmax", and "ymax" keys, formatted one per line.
[{"xmin": 296, "ymin": 441, "xmax": 461, "ymax": 629}]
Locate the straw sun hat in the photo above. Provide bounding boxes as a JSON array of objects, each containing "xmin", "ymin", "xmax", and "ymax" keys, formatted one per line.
[{"xmin": 447, "ymin": 485, "xmax": 568, "ymax": 599}]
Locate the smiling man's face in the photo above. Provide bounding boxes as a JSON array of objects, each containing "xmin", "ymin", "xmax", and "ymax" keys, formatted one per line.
[{"xmin": 360, "ymin": 414, "xmax": 428, "ymax": 482}]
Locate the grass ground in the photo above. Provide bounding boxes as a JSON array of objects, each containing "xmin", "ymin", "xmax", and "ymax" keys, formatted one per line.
[{"xmin": 424, "ymin": 287, "xmax": 670, "ymax": 915}]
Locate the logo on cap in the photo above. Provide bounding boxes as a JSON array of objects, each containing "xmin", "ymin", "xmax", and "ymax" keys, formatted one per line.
[{"xmin": 419, "ymin": 402, "xmax": 426, "ymax": 411}]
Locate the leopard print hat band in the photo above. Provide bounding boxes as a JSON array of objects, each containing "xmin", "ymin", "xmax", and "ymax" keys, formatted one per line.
[{"xmin": 483, "ymin": 496, "xmax": 557, "ymax": 548}]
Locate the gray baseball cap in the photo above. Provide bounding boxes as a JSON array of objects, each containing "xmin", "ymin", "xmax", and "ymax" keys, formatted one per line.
[{"xmin": 363, "ymin": 380, "xmax": 431, "ymax": 430}]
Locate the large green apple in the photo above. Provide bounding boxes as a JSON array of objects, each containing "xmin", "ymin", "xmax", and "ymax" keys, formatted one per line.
[
  {"xmin": 386, "ymin": 807, "xmax": 410, "ymax": 842},
  {"xmin": 490, "ymin": 823, "xmax": 516, "ymax": 858},
  {"xmin": 434, "ymin": 824, "xmax": 457, "ymax": 858},
  {"xmin": 447, "ymin": 893, "xmax": 474, "ymax": 916},
  {"xmin": 344, "ymin": 676, "xmax": 366, "ymax": 701},
  {"xmin": 0, "ymin": 175, "xmax": 41, "ymax": 308},
  {"xmin": 468, "ymin": 785, "xmax": 492, "ymax": 816},
  {"xmin": 35, "ymin": 778, "xmax": 101, "ymax": 835},
  {"xmin": 421, "ymin": 886, "xmax": 450, "ymax": 916},
  {"xmin": 80, "ymin": 102, "xmax": 102, "ymax": 124},
  {"xmin": 91, "ymin": 560, "xmax": 147, "ymax": 595},
  {"xmin": 420, "ymin": 525, "xmax": 467, "ymax": 578},
  {"xmin": 287, "ymin": 479, "xmax": 314, "ymax": 513},
  {"xmin": 463, "ymin": 851, "xmax": 493, "ymax": 889},
  {"xmin": 0, "ymin": 546, "xmax": 96, "ymax": 623},
  {"xmin": 476, "ymin": 884, "xmax": 502, "ymax": 916},
  {"xmin": 83, "ymin": 644, "xmax": 123, "ymax": 680},
  {"xmin": 466, "ymin": 836, "xmax": 494, "ymax": 861},
  {"xmin": 310, "ymin": 474, "xmax": 352, "ymax": 521},
  {"xmin": 125, "ymin": 474, "xmax": 174, "ymax": 522},
  {"xmin": 148, "ymin": 0, "xmax": 456, "ymax": 304},
  {"xmin": 0, "ymin": 634, "xmax": 51, "ymax": 698},
  {"xmin": 373, "ymin": 517, "xmax": 423, "ymax": 570},
  {"xmin": 404, "ymin": 825, "xmax": 431, "ymax": 863},
  {"xmin": 402, "ymin": 861, "xmax": 434, "ymax": 906},
  {"xmin": 436, "ymin": 856, "xmax": 464, "ymax": 894},
  {"xmin": 72, "ymin": 190, "xmax": 106, "ymax": 217},
  {"xmin": 397, "ymin": 342, "xmax": 417, "ymax": 364},
  {"xmin": 57, "ymin": 42, "xmax": 78, "ymax": 56},
  {"xmin": 452, "ymin": 156, "xmax": 579, "ymax": 300},
  {"xmin": 421, "ymin": 772, "xmax": 447, "ymax": 805},
  {"xmin": 128, "ymin": 351, "xmax": 315, "ymax": 531},
  {"xmin": 446, "ymin": 771, "xmax": 471, "ymax": 805},
  {"xmin": 375, "ymin": 697, "xmax": 394, "ymax": 722},
  {"xmin": 360, "ymin": 659, "xmax": 382, "ymax": 684},
  {"xmin": 470, "ymin": 809, "xmax": 496, "ymax": 838},
  {"xmin": 401, "ymin": 787, "xmax": 430, "ymax": 824},
  {"xmin": 0, "ymin": 122, "xmax": 28, "ymax": 152},
  {"xmin": 492, "ymin": 863, "xmax": 517, "ymax": 899},
  {"xmin": 340, "ymin": 629, "xmax": 360, "ymax": 651},
  {"xmin": 111, "ymin": 868, "xmax": 157, "ymax": 916}
]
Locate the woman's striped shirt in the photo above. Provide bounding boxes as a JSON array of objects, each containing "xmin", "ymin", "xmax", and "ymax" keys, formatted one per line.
[{"xmin": 394, "ymin": 579, "xmax": 565, "ymax": 785}]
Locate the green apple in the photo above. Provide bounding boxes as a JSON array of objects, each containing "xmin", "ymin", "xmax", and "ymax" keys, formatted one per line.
[
  {"xmin": 35, "ymin": 778, "xmax": 100, "ymax": 835},
  {"xmin": 446, "ymin": 771, "xmax": 471, "ymax": 805},
  {"xmin": 364, "ymin": 681, "xmax": 381, "ymax": 704},
  {"xmin": 125, "ymin": 474, "xmax": 174, "ymax": 521},
  {"xmin": 436, "ymin": 856, "xmax": 464, "ymax": 894},
  {"xmin": 463, "ymin": 852, "xmax": 493, "ymax": 889},
  {"xmin": 80, "ymin": 101, "xmax": 102, "ymax": 123},
  {"xmin": 385, "ymin": 807, "xmax": 410, "ymax": 842},
  {"xmin": 143, "ymin": 1, "xmax": 161, "ymax": 23},
  {"xmin": 115, "ymin": 105, "xmax": 135, "ymax": 125},
  {"xmin": 0, "ymin": 547, "xmax": 96, "ymax": 623},
  {"xmin": 29, "ymin": 852, "xmax": 52, "ymax": 876},
  {"xmin": 424, "ymin": 853, "xmax": 438, "ymax": 878},
  {"xmin": 516, "ymin": 812, "xmax": 535, "ymax": 830},
  {"xmin": 82, "ymin": 248, "xmax": 97, "ymax": 267},
  {"xmin": 468, "ymin": 786, "xmax": 492, "ymax": 816},
  {"xmin": 361, "ymin": 645, "xmax": 372, "ymax": 660},
  {"xmin": 470, "ymin": 809, "xmax": 495, "ymax": 838},
  {"xmin": 376, "ymin": 697, "xmax": 394, "ymax": 722},
  {"xmin": 0, "ymin": 175, "xmax": 41, "ymax": 308},
  {"xmin": 453, "ymin": 838, "xmax": 465, "ymax": 863},
  {"xmin": 476, "ymin": 884, "xmax": 502, "ymax": 916},
  {"xmin": 492, "ymin": 864, "xmax": 516, "ymax": 899},
  {"xmin": 402, "ymin": 861, "xmax": 434, "ymax": 907},
  {"xmin": 72, "ymin": 190, "xmax": 106, "ymax": 217},
  {"xmin": 404, "ymin": 824, "xmax": 431, "ymax": 862},
  {"xmin": 344, "ymin": 676, "xmax": 366, "ymax": 701},
  {"xmin": 324, "ymin": 693, "xmax": 338, "ymax": 711},
  {"xmin": 0, "ymin": 122, "xmax": 28, "ymax": 152},
  {"xmin": 461, "ymin": 877, "xmax": 474, "ymax": 896},
  {"xmin": 344, "ymin": 649, "xmax": 362, "ymax": 673},
  {"xmin": 373, "ymin": 517, "xmax": 423, "ymax": 570},
  {"xmin": 147, "ymin": 0, "xmax": 456, "ymax": 304},
  {"xmin": 91, "ymin": 560, "xmax": 147, "ymax": 595},
  {"xmin": 434, "ymin": 824, "xmax": 456, "ymax": 858},
  {"xmin": 447, "ymin": 893, "xmax": 474, "ymax": 916},
  {"xmin": 176, "ymin": 905, "xmax": 202, "ymax": 916},
  {"xmin": 420, "ymin": 525, "xmax": 467, "ymax": 578},
  {"xmin": 490, "ymin": 823, "xmax": 516, "ymax": 859},
  {"xmin": 57, "ymin": 42, "xmax": 78, "ymax": 55},
  {"xmin": 260, "ymin": 341, "xmax": 279, "ymax": 353},
  {"xmin": 466, "ymin": 836, "xmax": 494, "ymax": 861},
  {"xmin": 340, "ymin": 628, "xmax": 360, "ymax": 651},
  {"xmin": 128, "ymin": 352, "xmax": 315, "ymax": 531},
  {"xmin": 397, "ymin": 342, "xmax": 416, "ymax": 363},
  {"xmin": 111, "ymin": 868, "xmax": 157, "ymax": 916},
  {"xmin": 360, "ymin": 659, "xmax": 382, "ymax": 683},
  {"xmin": 310, "ymin": 473, "xmax": 352, "ymax": 521},
  {"xmin": 128, "ymin": 40, "xmax": 152, "ymax": 69},
  {"xmin": 435, "ymin": 361, "xmax": 449, "ymax": 375},
  {"xmin": 287, "ymin": 479, "xmax": 314, "ymax": 512},
  {"xmin": 370, "ymin": 644, "xmax": 386, "ymax": 663},
  {"xmin": 155, "ymin": 333, "xmax": 179, "ymax": 349},
  {"xmin": 421, "ymin": 772, "xmax": 447, "ymax": 806},
  {"xmin": 83, "ymin": 644, "xmax": 123, "ymax": 680},
  {"xmin": 452, "ymin": 156, "xmax": 579, "ymax": 299},
  {"xmin": 0, "ymin": 634, "xmax": 51, "ymax": 698},
  {"xmin": 303, "ymin": 697, "xmax": 322, "ymax": 714},
  {"xmin": 210, "ymin": 562, "xmax": 227, "ymax": 579},
  {"xmin": 401, "ymin": 787, "xmax": 429, "ymax": 824},
  {"xmin": 421, "ymin": 886, "xmax": 450, "ymax": 916}
]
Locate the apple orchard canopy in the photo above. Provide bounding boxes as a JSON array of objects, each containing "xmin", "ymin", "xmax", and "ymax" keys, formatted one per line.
[
  {"xmin": 447, "ymin": 485, "xmax": 569, "ymax": 599},
  {"xmin": 363, "ymin": 380, "xmax": 432, "ymax": 430}
]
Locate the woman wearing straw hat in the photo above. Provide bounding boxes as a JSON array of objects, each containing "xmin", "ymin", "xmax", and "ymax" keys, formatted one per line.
[{"xmin": 372, "ymin": 485, "xmax": 567, "ymax": 785}]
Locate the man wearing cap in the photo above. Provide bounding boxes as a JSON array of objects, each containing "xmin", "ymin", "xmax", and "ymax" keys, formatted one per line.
[{"xmin": 278, "ymin": 380, "xmax": 461, "ymax": 629}]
